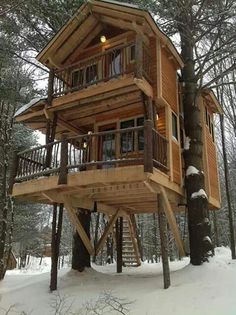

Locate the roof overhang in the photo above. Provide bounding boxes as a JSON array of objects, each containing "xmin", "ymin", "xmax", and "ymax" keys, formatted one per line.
[
  {"xmin": 36, "ymin": 0, "xmax": 183, "ymax": 69},
  {"xmin": 202, "ymin": 89, "xmax": 223, "ymax": 114}
]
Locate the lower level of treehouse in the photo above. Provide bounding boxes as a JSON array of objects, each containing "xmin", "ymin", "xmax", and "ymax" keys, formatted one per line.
[{"xmin": 11, "ymin": 123, "xmax": 187, "ymax": 259}]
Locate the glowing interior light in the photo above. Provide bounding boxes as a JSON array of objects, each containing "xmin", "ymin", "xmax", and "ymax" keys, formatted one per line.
[
  {"xmin": 156, "ymin": 114, "xmax": 159, "ymax": 121},
  {"xmin": 100, "ymin": 35, "xmax": 107, "ymax": 43}
]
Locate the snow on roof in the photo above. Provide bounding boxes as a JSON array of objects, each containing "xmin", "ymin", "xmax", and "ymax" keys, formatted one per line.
[
  {"xmin": 15, "ymin": 98, "xmax": 45, "ymax": 117},
  {"xmin": 99, "ymin": 0, "xmax": 140, "ymax": 9}
]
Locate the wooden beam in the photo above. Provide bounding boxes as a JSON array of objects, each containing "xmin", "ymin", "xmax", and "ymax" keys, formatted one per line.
[
  {"xmin": 95, "ymin": 210, "xmax": 120, "ymax": 255},
  {"xmin": 63, "ymin": 195, "xmax": 94, "ymax": 255},
  {"xmin": 16, "ymin": 109, "xmax": 45, "ymax": 122},
  {"xmin": 159, "ymin": 186, "xmax": 185, "ymax": 257}
]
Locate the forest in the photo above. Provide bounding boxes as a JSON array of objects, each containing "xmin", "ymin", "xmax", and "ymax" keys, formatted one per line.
[{"xmin": 0, "ymin": 0, "xmax": 236, "ymax": 314}]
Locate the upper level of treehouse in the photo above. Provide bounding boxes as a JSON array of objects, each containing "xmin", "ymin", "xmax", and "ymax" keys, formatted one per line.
[{"xmin": 12, "ymin": 0, "xmax": 222, "ymax": 215}]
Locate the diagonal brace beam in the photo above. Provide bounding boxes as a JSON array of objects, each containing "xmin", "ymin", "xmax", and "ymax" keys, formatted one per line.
[
  {"xmin": 62, "ymin": 196, "xmax": 94, "ymax": 256},
  {"xmin": 159, "ymin": 186, "xmax": 185, "ymax": 257},
  {"xmin": 95, "ymin": 210, "xmax": 121, "ymax": 255}
]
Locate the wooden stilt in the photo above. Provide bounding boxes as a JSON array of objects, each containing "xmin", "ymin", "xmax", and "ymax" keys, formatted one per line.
[
  {"xmin": 50, "ymin": 203, "xmax": 63, "ymax": 291},
  {"xmin": 116, "ymin": 217, "xmax": 123, "ymax": 273},
  {"xmin": 158, "ymin": 194, "xmax": 171, "ymax": 289}
]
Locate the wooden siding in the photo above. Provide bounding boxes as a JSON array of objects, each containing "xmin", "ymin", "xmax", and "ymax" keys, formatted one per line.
[
  {"xmin": 172, "ymin": 140, "xmax": 181, "ymax": 185},
  {"xmin": 202, "ymin": 98, "xmax": 221, "ymax": 208},
  {"xmin": 206, "ymin": 130, "xmax": 220, "ymax": 202},
  {"xmin": 149, "ymin": 37, "xmax": 157, "ymax": 97},
  {"xmin": 157, "ymin": 106, "xmax": 166, "ymax": 137},
  {"xmin": 161, "ymin": 47, "xmax": 178, "ymax": 113}
]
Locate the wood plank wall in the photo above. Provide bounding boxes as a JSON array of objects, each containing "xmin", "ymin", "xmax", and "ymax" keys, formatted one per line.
[
  {"xmin": 161, "ymin": 47, "xmax": 178, "ymax": 113},
  {"xmin": 203, "ymin": 104, "xmax": 221, "ymax": 204}
]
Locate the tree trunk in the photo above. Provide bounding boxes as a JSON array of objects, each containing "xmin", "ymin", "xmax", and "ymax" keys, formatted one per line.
[
  {"xmin": 178, "ymin": 20, "xmax": 212, "ymax": 265},
  {"xmin": 116, "ymin": 217, "xmax": 123, "ymax": 273},
  {"xmin": 92, "ymin": 212, "xmax": 100, "ymax": 263},
  {"xmin": 72, "ymin": 209, "xmax": 91, "ymax": 272},
  {"xmin": 50, "ymin": 203, "xmax": 63, "ymax": 291},
  {"xmin": 158, "ymin": 194, "xmax": 170, "ymax": 289}
]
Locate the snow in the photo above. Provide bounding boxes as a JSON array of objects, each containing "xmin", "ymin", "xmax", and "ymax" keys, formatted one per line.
[
  {"xmin": 14, "ymin": 98, "xmax": 44, "ymax": 117},
  {"xmin": 1, "ymin": 248, "xmax": 236, "ymax": 315},
  {"xmin": 184, "ymin": 136, "xmax": 191, "ymax": 150},
  {"xmin": 191, "ymin": 189, "xmax": 208, "ymax": 199},
  {"xmin": 203, "ymin": 236, "xmax": 212, "ymax": 244},
  {"xmin": 186, "ymin": 165, "xmax": 200, "ymax": 176}
]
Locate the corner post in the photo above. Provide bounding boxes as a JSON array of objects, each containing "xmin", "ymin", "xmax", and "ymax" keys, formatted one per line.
[
  {"xmin": 47, "ymin": 69, "xmax": 55, "ymax": 107},
  {"xmin": 58, "ymin": 135, "xmax": 68, "ymax": 185},
  {"xmin": 8, "ymin": 151, "xmax": 19, "ymax": 195},
  {"xmin": 144, "ymin": 119, "xmax": 153, "ymax": 173},
  {"xmin": 135, "ymin": 35, "xmax": 143, "ymax": 79}
]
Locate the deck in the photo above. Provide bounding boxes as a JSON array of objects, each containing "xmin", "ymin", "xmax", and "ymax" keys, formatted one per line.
[{"xmin": 10, "ymin": 124, "xmax": 184, "ymax": 213}]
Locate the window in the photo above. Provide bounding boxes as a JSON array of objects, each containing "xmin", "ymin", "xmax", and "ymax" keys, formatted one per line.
[
  {"xmin": 172, "ymin": 112, "xmax": 178, "ymax": 140},
  {"xmin": 86, "ymin": 64, "xmax": 98, "ymax": 84},
  {"xmin": 120, "ymin": 117, "xmax": 144, "ymax": 153},
  {"xmin": 107, "ymin": 49, "xmax": 122, "ymax": 77},
  {"xmin": 120, "ymin": 119, "xmax": 135, "ymax": 153},
  {"xmin": 72, "ymin": 69, "xmax": 84, "ymax": 89},
  {"xmin": 137, "ymin": 117, "xmax": 144, "ymax": 150},
  {"xmin": 71, "ymin": 64, "xmax": 98, "ymax": 89},
  {"xmin": 130, "ymin": 45, "xmax": 136, "ymax": 62}
]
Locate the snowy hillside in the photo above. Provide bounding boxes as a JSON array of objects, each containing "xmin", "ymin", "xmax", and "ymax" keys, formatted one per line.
[{"xmin": 0, "ymin": 247, "xmax": 235, "ymax": 315}]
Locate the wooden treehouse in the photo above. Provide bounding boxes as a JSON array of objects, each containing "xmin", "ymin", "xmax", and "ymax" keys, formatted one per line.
[{"xmin": 11, "ymin": 0, "xmax": 222, "ymax": 270}]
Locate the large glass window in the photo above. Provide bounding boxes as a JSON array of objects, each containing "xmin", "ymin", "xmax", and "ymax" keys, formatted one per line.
[
  {"xmin": 72, "ymin": 69, "xmax": 84, "ymax": 89},
  {"xmin": 120, "ymin": 117, "xmax": 144, "ymax": 154},
  {"xmin": 120, "ymin": 119, "xmax": 135, "ymax": 153},
  {"xmin": 172, "ymin": 112, "xmax": 178, "ymax": 140}
]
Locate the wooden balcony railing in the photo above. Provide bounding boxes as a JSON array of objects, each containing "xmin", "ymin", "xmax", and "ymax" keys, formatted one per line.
[
  {"xmin": 52, "ymin": 41, "xmax": 152, "ymax": 97},
  {"xmin": 10, "ymin": 123, "xmax": 168, "ymax": 187}
]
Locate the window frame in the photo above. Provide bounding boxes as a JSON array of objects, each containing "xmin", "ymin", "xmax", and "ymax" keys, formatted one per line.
[{"xmin": 119, "ymin": 115, "xmax": 144, "ymax": 154}]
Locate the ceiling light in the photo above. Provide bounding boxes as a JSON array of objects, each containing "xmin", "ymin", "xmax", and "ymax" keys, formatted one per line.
[{"xmin": 100, "ymin": 35, "xmax": 106, "ymax": 43}]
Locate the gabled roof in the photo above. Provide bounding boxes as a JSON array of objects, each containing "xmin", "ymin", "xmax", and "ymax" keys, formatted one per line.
[
  {"xmin": 202, "ymin": 89, "xmax": 223, "ymax": 114},
  {"xmin": 37, "ymin": 0, "xmax": 183, "ymax": 69}
]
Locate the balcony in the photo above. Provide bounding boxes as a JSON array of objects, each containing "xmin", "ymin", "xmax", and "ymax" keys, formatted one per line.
[
  {"xmin": 11, "ymin": 123, "xmax": 168, "ymax": 186},
  {"xmin": 52, "ymin": 42, "xmax": 152, "ymax": 98}
]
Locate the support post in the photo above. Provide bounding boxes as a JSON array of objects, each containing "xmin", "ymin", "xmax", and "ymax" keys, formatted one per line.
[
  {"xmin": 135, "ymin": 35, "xmax": 143, "ymax": 79},
  {"xmin": 116, "ymin": 216, "xmax": 123, "ymax": 273},
  {"xmin": 58, "ymin": 135, "xmax": 68, "ymax": 185},
  {"xmin": 47, "ymin": 69, "xmax": 55, "ymax": 107},
  {"xmin": 158, "ymin": 194, "xmax": 171, "ymax": 289},
  {"xmin": 50, "ymin": 203, "xmax": 63, "ymax": 291},
  {"xmin": 144, "ymin": 119, "xmax": 153, "ymax": 173},
  {"xmin": 8, "ymin": 151, "xmax": 19, "ymax": 195}
]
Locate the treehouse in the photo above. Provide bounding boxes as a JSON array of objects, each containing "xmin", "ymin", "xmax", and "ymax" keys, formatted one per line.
[{"xmin": 11, "ymin": 0, "xmax": 222, "ymax": 267}]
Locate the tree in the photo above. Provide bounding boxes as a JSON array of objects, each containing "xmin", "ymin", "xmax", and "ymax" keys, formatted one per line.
[{"xmin": 129, "ymin": 0, "xmax": 236, "ymax": 264}]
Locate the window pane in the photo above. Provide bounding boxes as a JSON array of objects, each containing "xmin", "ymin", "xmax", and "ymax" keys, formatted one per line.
[
  {"xmin": 130, "ymin": 45, "xmax": 135, "ymax": 61},
  {"xmin": 120, "ymin": 119, "xmax": 134, "ymax": 153},
  {"xmin": 108, "ymin": 49, "xmax": 121, "ymax": 77},
  {"xmin": 86, "ymin": 64, "xmax": 97, "ymax": 84},
  {"xmin": 72, "ymin": 69, "xmax": 84, "ymax": 88},
  {"xmin": 137, "ymin": 117, "xmax": 144, "ymax": 150},
  {"xmin": 172, "ymin": 113, "xmax": 178, "ymax": 140}
]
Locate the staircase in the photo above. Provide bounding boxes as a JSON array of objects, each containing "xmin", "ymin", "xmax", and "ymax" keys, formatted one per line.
[{"xmin": 122, "ymin": 215, "xmax": 141, "ymax": 267}]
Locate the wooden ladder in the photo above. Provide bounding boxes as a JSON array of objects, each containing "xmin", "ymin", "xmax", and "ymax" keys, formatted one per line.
[{"xmin": 122, "ymin": 214, "xmax": 141, "ymax": 267}]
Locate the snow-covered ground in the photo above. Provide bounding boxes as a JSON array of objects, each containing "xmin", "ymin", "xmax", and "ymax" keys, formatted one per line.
[{"xmin": 0, "ymin": 247, "xmax": 236, "ymax": 315}]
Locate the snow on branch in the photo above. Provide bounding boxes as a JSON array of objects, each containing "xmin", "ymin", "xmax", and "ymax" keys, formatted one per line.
[
  {"xmin": 186, "ymin": 166, "xmax": 200, "ymax": 177},
  {"xmin": 191, "ymin": 189, "xmax": 208, "ymax": 200}
]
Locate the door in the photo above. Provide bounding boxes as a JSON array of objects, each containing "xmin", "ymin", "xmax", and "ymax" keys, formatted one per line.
[{"xmin": 99, "ymin": 123, "xmax": 116, "ymax": 167}]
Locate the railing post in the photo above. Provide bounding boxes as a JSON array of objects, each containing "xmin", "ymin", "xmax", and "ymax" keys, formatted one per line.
[
  {"xmin": 144, "ymin": 120, "xmax": 153, "ymax": 173},
  {"xmin": 135, "ymin": 35, "xmax": 143, "ymax": 79},
  {"xmin": 58, "ymin": 135, "xmax": 68, "ymax": 185},
  {"xmin": 8, "ymin": 151, "xmax": 19, "ymax": 195},
  {"xmin": 47, "ymin": 68, "xmax": 55, "ymax": 106}
]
